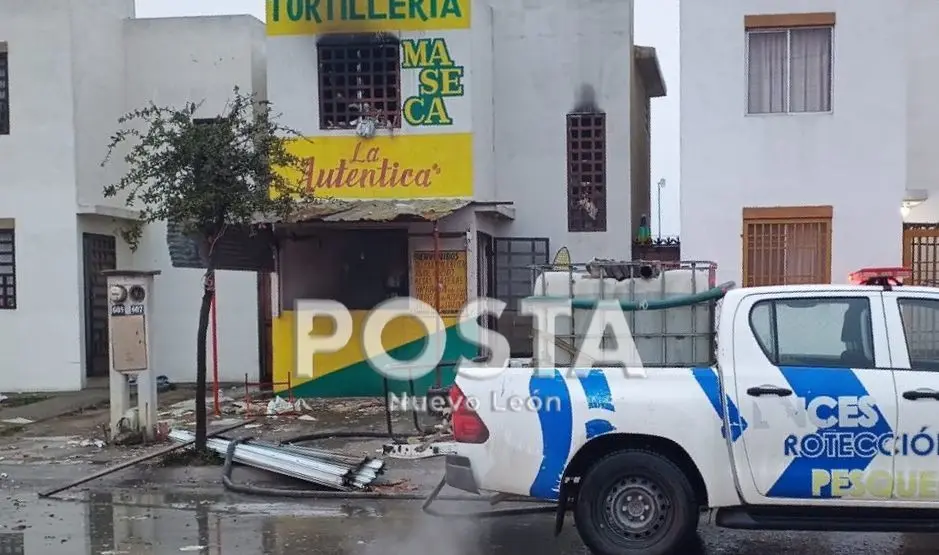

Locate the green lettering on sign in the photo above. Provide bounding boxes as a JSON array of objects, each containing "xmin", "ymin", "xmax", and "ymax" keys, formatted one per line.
[
  {"xmin": 401, "ymin": 38, "xmax": 464, "ymax": 126},
  {"xmin": 269, "ymin": 0, "xmax": 463, "ymax": 24}
]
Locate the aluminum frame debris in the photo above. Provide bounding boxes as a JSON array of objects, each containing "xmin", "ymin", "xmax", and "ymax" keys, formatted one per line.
[{"xmin": 169, "ymin": 430, "xmax": 384, "ymax": 491}]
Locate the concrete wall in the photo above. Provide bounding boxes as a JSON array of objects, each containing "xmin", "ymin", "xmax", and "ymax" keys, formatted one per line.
[
  {"xmin": 492, "ymin": 0, "xmax": 634, "ymax": 261},
  {"xmin": 123, "ymin": 16, "xmax": 265, "ymax": 383},
  {"xmin": 0, "ymin": 2, "xmax": 84, "ymax": 391},
  {"xmin": 0, "ymin": 5, "xmax": 266, "ymax": 390},
  {"xmin": 905, "ymin": 1, "xmax": 939, "ymax": 223},
  {"xmin": 630, "ymin": 52, "xmax": 652, "ymax": 232},
  {"xmin": 73, "ymin": 0, "xmax": 135, "ymax": 211},
  {"xmin": 680, "ymin": 0, "xmax": 906, "ymax": 285}
]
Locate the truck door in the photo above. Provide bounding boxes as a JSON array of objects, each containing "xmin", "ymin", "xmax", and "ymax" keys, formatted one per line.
[
  {"xmin": 882, "ymin": 290, "xmax": 939, "ymax": 503},
  {"xmin": 731, "ymin": 290, "xmax": 896, "ymax": 505}
]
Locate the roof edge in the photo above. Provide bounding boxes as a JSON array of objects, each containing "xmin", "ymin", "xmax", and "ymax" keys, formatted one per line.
[{"xmin": 634, "ymin": 45, "xmax": 667, "ymax": 98}]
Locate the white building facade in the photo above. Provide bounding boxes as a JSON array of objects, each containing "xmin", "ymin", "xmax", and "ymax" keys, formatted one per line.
[
  {"xmin": 263, "ymin": 0, "xmax": 667, "ymax": 396},
  {"xmin": 0, "ymin": 0, "xmax": 665, "ymax": 393},
  {"xmin": 680, "ymin": 0, "xmax": 926, "ymax": 287},
  {"xmin": 0, "ymin": 1, "xmax": 262, "ymax": 392}
]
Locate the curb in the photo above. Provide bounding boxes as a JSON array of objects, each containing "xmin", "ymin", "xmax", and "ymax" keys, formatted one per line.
[{"xmin": 0, "ymin": 396, "xmax": 110, "ymax": 428}]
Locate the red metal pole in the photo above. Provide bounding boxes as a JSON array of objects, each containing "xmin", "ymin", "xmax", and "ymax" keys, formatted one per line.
[
  {"xmin": 211, "ymin": 294, "xmax": 220, "ymax": 416},
  {"xmin": 433, "ymin": 221, "xmax": 442, "ymax": 388}
]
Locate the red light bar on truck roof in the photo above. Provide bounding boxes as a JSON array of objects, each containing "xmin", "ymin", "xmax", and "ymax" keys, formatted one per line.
[{"xmin": 848, "ymin": 267, "xmax": 911, "ymax": 287}]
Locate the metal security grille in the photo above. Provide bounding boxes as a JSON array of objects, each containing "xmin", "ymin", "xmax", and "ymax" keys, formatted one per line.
[
  {"xmin": 0, "ymin": 51, "xmax": 8, "ymax": 135},
  {"xmin": 83, "ymin": 233, "xmax": 116, "ymax": 377},
  {"xmin": 493, "ymin": 238, "xmax": 549, "ymax": 357},
  {"xmin": 567, "ymin": 113, "xmax": 607, "ymax": 232},
  {"xmin": 742, "ymin": 206, "xmax": 832, "ymax": 286},
  {"xmin": 903, "ymin": 223, "xmax": 939, "ymax": 285},
  {"xmin": 318, "ymin": 38, "xmax": 400, "ymax": 129},
  {"xmin": 0, "ymin": 229, "xmax": 15, "ymax": 309}
]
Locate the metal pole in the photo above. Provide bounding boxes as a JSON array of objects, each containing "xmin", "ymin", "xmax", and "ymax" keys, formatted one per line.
[
  {"xmin": 211, "ymin": 294, "xmax": 220, "ymax": 416},
  {"xmin": 656, "ymin": 178, "xmax": 666, "ymax": 240},
  {"xmin": 432, "ymin": 221, "xmax": 442, "ymax": 388}
]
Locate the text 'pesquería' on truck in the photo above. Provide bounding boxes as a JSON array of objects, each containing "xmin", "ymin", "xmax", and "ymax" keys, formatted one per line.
[{"xmin": 444, "ymin": 261, "xmax": 939, "ymax": 555}]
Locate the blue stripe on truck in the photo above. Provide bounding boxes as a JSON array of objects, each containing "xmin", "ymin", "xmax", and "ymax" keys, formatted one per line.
[
  {"xmin": 529, "ymin": 369, "xmax": 618, "ymax": 500},
  {"xmin": 766, "ymin": 366, "xmax": 892, "ymax": 499},
  {"xmin": 529, "ymin": 370, "xmax": 573, "ymax": 500},
  {"xmin": 692, "ymin": 367, "xmax": 749, "ymax": 443}
]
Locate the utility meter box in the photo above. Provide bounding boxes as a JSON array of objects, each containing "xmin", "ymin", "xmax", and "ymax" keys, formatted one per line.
[{"xmin": 103, "ymin": 270, "xmax": 160, "ymax": 440}]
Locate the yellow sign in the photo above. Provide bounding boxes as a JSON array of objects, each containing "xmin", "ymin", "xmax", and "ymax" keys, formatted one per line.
[
  {"xmin": 281, "ymin": 133, "xmax": 472, "ymax": 198},
  {"xmin": 412, "ymin": 250, "xmax": 467, "ymax": 314},
  {"xmin": 267, "ymin": 0, "xmax": 471, "ymax": 35}
]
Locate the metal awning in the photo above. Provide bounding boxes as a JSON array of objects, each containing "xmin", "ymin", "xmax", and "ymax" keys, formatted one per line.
[
  {"xmin": 287, "ymin": 198, "xmax": 473, "ymax": 223},
  {"xmin": 165, "ymin": 198, "xmax": 513, "ymax": 271}
]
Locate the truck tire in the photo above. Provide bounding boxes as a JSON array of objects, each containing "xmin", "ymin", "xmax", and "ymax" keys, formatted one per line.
[{"xmin": 573, "ymin": 449, "xmax": 698, "ymax": 555}]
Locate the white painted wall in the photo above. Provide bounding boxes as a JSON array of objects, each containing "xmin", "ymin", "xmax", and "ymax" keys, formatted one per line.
[
  {"xmin": 680, "ymin": 0, "xmax": 907, "ymax": 286},
  {"xmin": 0, "ymin": 5, "xmax": 263, "ymax": 391},
  {"xmin": 491, "ymin": 0, "xmax": 634, "ymax": 261},
  {"xmin": 905, "ymin": 1, "xmax": 939, "ymax": 223},
  {"xmin": 123, "ymin": 16, "xmax": 265, "ymax": 384},
  {"xmin": 0, "ymin": 1, "xmax": 85, "ymax": 391}
]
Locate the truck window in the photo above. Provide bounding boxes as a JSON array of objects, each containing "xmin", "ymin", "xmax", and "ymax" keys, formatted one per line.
[
  {"xmin": 898, "ymin": 298, "xmax": 939, "ymax": 371},
  {"xmin": 749, "ymin": 297, "xmax": 874, "ymax": 368}
]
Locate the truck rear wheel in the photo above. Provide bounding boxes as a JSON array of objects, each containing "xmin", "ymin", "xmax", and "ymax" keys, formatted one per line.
[{"xmin": 573, "ymin": 449, "xmax": 698, "ymax": 555}]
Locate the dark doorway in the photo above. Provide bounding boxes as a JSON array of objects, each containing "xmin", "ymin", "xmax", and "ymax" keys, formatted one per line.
[
  {"xmin": 476, "ymin": 232, "xmax": 495, "ymax": 330},
  {"xmin": 82, "ymin": 233, "xmax": 116, "ymax": 378},
  {"xmin": 257, "ymin": 272, "xmax": 274, "ymax": 383}
]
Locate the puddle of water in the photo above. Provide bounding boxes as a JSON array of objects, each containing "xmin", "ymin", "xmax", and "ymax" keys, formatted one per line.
[{"xmin": 0, "ymin": 489, "xmax": 937, "ymax": 555}]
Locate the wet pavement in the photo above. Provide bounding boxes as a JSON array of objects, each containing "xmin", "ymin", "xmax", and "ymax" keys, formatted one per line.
[
  {"xmin": 1, "ymin": 489, "xmax": 938, "ymax": 554},
  {"xmin": 0, "ymin": 404, "xmax": 937, "ymax": 554}
]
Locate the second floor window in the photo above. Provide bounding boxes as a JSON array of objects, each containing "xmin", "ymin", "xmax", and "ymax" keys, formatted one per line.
[
  {"xmin": 567, "ymin": 112, "xmax": 607, "ymax": 233},
  {"xmin": 747, "ymin": 26, "xmax": 832, "ymax": 114},
  {"xmin": 0, "ymin": 47, "xmax": 8, "ymax": 135},
  {"xmin": 317, "ymin": 37, "xmax": 401, "ymax": 130}
]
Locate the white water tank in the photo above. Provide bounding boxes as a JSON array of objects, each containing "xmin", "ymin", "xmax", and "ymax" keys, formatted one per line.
[{"xmin": 529, "ymin": 268, "xmax": 714, "ymax": 367}]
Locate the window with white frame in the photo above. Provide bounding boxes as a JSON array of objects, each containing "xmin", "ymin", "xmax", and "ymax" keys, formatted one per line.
[{"xmin": 747, "ymin": 26, "xmax": 832, "ymax": 114}]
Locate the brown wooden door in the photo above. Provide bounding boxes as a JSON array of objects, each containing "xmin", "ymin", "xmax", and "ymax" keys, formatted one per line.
[{"xmin": 257, "ymin": 272, "xmax": 273, "ymax": 383}]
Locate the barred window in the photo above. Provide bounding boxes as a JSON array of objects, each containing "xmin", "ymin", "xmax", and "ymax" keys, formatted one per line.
[
  {"xmin": 567, "ymin": 113, "xmax": 607, "ymax": 232},
  {"xmin": 317, "ymin": 37, "xmax": 400, "ymax": 130},
  {"xmin": 0, "ymin": 228, "xmax": 16, "ymax": 309}
]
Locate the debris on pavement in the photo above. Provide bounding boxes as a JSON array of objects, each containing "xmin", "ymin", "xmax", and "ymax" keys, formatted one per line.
[
  {"xmin": 168, "ymin": 429, "xmax": 385, "ymax": 491},
  {"xmin": 2, "ymin": 418, "xmax": 33, "ymax": 425},
  {"xmin": 265, "ymin": 396, "xmax": 312, "ymax": 415},
  {"xmin": 67, "ymin": 438, "xmax": 105, "ymax": 449},
  {"xmin": 371, "ymin": 478, "xmax": 418, "ymax": 493}
]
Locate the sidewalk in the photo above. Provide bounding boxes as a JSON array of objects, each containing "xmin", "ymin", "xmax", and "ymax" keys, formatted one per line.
[{"xmin": 0, "ymin": 388, "xmax": 110, "ymax": 425}]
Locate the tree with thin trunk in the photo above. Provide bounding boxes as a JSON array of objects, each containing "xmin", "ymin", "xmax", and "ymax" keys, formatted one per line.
[{"xmin": 101, "ymin": 87, "xmax": 311, "ymax": 452}]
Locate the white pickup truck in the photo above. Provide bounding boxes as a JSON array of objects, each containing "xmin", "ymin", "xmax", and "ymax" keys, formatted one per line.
[{"xmin": 444, "ymin": 264, "xmax": 939, "ymax": 555}]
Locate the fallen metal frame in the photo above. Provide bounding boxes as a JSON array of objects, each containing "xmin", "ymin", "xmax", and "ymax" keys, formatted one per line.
[{"xmin": 169, "ymin": 430, "xmax": 384, "ymax": 491}]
